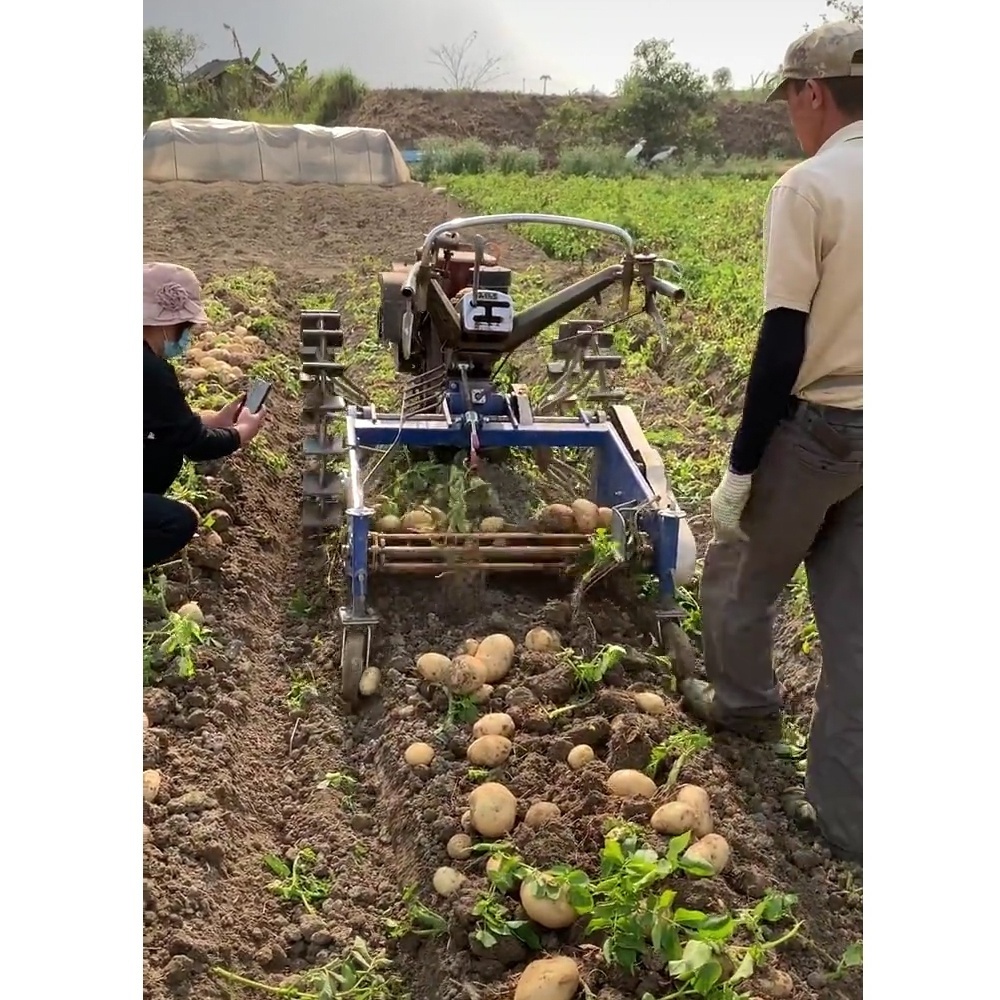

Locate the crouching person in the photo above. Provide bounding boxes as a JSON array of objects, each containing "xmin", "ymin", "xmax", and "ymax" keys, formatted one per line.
[{"xmin": 143, "ymin": 262, "xmax": 266, "ymax": 569}]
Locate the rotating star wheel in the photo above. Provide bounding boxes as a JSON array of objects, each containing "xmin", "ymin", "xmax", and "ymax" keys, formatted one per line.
[{"xmin": 340, "ymin": 628, "xmax": 371, "ymax": 706}]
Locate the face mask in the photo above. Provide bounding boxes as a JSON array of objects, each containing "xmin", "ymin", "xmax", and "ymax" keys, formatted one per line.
[{"xmin": 163, "ymin": 327, "xmax": 192, "ymax": 360}]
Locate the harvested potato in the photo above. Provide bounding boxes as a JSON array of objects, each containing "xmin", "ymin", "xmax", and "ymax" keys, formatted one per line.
[
  {"xmin": 684, "ymin": 833, "xmax": 731, "ymax": 875},
  {"xmin": 524, "ymin": 627, "xmax": 561, "ymax": 652},
  {"xmin": 597, "ymin": 506, "xmax": 614, "ymax": 529},
  {"xmin": 651, "ymin": 801, "xmax": 699, "ymax": 835},
  {"xmin": 446, "ymin": 833, "xmax": 474, "ymax": 861},
  {"xmin": 459, "ymin": 638, "xmax": 480, "ymax": 656},
  {"xmin": 607, "ymin": 769, "xmax": 657, "ymax": 799},
  {"xmin": 426, "ymin": 506, "xmax": 448, "ymax": 528},
  {"xmin": 375, "ymin": 515, "xmax": 402, "ymax": 532},
  {"xmin": 634, "ymin": 691, "xmax": 667, "ymax": 715},
  {"xmin": 480, "ymin": 516, "xmax": 505, "ymax": 533},
  {"xmin": 470, "ymin": 684, "xmax": 494, "ymax": 704},
  {"xmin": 416, "ymin": 652, "xmax": 451, "ymax": 683},
  {"xmin": 460, "ymin": 809, "xmax": 473, "ymax": 833},
  {"xmin": 519, "ymin": 875, "xmax": 577, "ymax": 929},
  {"xmin": 536, "ymin": 503, "xmax": 576, "ymax": 533},
  {"xmin": 754, "ymin": 968, "xmax": 794, "ymax": 999},
  {"xmin": 358, "ymin": 667, "xmax": 381, "ymax": 696},
  {"xmin": 524, "ymin": 802, "xmax": 561, "ymax": 828},
  {"xmin": 567, "ymin": 744, "xmax": 595, "ymax": 769},
  {"xmin": 448, "ymin": 654, "xmax": 488, "ymax": 695},
  {"xmin": 176, "ymin": 601, "xmax": 204, "ymax": 624},
  {"xmin": 571, "ymin": 498, "xmax": 600, "ymax": 533},
  {"xmin": 692, "ymin": 808, "xmax": 714, "ymax": 838},
  {"xmin": 476, "ymin": 633, "xmax": 516, "ymax": 683},
  {"xmin": 467, "ymin": 735, "xmax": 513, "ymax": 767},
  {"xmin": 473, "ymin": 712, "xmax": 516, "ymax": 739},
  {"xmin": 676, "ymin": 784, "xmax": 711, "ymax": 815},
  {"xmin": 142, "ymin": 770, "xmax": 162, "ymax": 803},
  {"xmin": 404, "ymin": 742, "xmax": 435, "ymax": 766},
  {"xmin": 401, "ymin": 509, "xmax": 435, "ymax": 533},
  {"xmin": 432, "ymin": 866, "xmax": 466, "ymax": 896},
  {"xmin": 468, "ymin": 782, "xmax": 517, "ymax": 837},
  {"xmin": 514, "ymin": 956, "xmax": 581, "ymax": 1000}
]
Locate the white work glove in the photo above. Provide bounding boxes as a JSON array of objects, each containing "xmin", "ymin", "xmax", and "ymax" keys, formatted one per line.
[{"xmin": 710, "ymin": 470, "xmax": 753, "ymax": 542}]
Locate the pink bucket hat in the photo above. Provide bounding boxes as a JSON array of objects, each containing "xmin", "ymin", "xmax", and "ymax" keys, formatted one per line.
[{"xmin": 143, "ymin": 262, "xmax": 209, "ymax": 327}]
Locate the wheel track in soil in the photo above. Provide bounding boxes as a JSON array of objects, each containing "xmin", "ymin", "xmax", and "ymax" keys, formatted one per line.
[{"xmin": 144, "ymin": 181, "xmax": 861, "ymax": 1000}]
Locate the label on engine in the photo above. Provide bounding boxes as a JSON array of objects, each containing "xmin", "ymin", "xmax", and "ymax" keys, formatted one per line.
[{"xmin": 459, "ymin": 289, "xmax": 514, "ymax": 335}]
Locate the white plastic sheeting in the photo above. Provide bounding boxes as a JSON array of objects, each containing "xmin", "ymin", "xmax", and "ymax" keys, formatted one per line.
[{"xmin": 143, "ymin": 118, "xmax": 412, "ymax": 186}]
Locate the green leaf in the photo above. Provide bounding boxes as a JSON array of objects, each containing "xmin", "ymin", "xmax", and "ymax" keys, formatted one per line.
[
  {"xmin": 668, "ymin": 939, "xmax": 715, "ymax": 980},
  {"xmin": 568, "ymin": 886, "xmax": 595, "ymax": 912},
  {"xmin": 667, "ymin": 830, "xmax": 693, "ymax": 860},
  {"xmin": 675, "ymin": 907, "xmax": 708, "ymax": 926},
  {"xmin": 263, "ymin": 854, "xmax": 291, "ymax": 877},
  {"xmin": 842, "ymin": 941, "xmax": 863, "ymax": 967},
  {"xmin": 678, "ymin": 856, "xmax": 716, "ymax": 878},
  {"xmin": 652, "ymin": 921, "xmax": 682, "ymax": 960},
  {"xmin": 700, "ymin": 914, "xmax": 737, "ymax": 940},
  {"xmin": 657, "ymin": 888, "xmax": 677, "ymax": 911},
  {"xmin": 474, "ymin": 928, "xmax": 497, "ymax": 949},
  {"xmin": 730, "ymin": 951, "xmax": 756, "ymax": 983},
  {"xmin": 692, "ymin": 959, "xmax": 723, "ymax": 993},
  {"xmin": 603, "ymin": 838, "xmax": 625, "ymax": 867}
]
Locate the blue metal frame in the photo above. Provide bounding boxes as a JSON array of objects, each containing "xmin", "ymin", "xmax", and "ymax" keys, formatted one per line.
[{"xmin": 339, "ymin": 391, "xmax": 684, "ymax": 625}]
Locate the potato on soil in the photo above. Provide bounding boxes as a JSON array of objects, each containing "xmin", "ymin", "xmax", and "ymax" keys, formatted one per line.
[
  {"xmin": 476, "ymin": 633, "xmax": 516, "ymax": 683},
  {"xmin": 480, "ymin": 516, "xmax": 505, "ymax": 533},
  {"xmin": 448, "ymin": 654, "xmax": 488, "ymax": 695},
  {"xmin": 358, "ymin": 667, "xmax": 381, "ymax": 696},
  {"xmin": 524, "ymin": 801, "xmax": 561, "ymax": 828},
  {"xmin": 404, "ymin": 742, "xmax": 435, "ymax": 766},
  {"xmin": 470, "ymin": 684, "xmax": 493, "ymax": 704},
  {"xmin": 432, "ymin": 866, "xmax": 466, "ymax": 896},
  {"xmin": 375, "ymin": 515, "xmax": 402, "ymax": 533},
  {"xmin": 597, "ymin": 506, "xmax": 614, "ymax": 529},
  {"xmin": 416, "ymin": 652, "xmax": 451, "ymax": 683},
  {"xmin": 524, "ymin": 627, "xmax": 561, "ymax": 652},
  {"xmin": 473, "ymin": 712, "xmax": 516, "ymax": 739},
  {"xmin": 514, "ymin": 955, "xmax": 581, "ymax": 1000},
  {"xmin": 634, "ymin": 691, "xmax": 667, "ymax": 715},
  {"xmin": 468, "ymin": 782, "xmax": 517, "ymax": 837},
  {"xmin": 446, "ymin": 833, "xmax": 474, "ymax": 860},
  {"xmin": 651, "ymin": 801, "xmax": 699, "ymax": 835},
  {"xmin": 683, "ymin": 833, "xmax": 731, "ymax": 875},
  {"xmin": 754, "ymin": 968, "xmax": 794, "ymax": 998},
  {"xmin": 460, "ymin": 809, "xmax": 474, "ymax": 833},
  {"xmin": 176, "ymin": 601, "xmax": 204, "ymax": 624},
  {"xmin": 536, "ymin": 503, "xmax": 576, "ymax": 533},
  {"xmin": 607, "ymin": 769, "xmax": 657, "ymax": 798},
  {"xmin": 571, "ymin": 498, "xmax": 600, "ymax": 533},
  {"xmin": 519, "ymin": 875, "xmax": 578, "ymax": 929},
  {"xmin": 567, "ymin": 744, "xmax": 595, "ymax": 769},
  {"xmin": 143, "ymin": 769, "xmax": 162, "ymax": 803},
  {"xmin": 676, "ymin": 784, "xmax": 711, "ymax": 815},
  {"xmin": 459, "ymin": 638, "xmax": 480, "ymax": 656},
  {"xmin": 467, "ymin": 735, "xmax": 513, "ymax": 767},
  {"xmin": 401, "ymin": 509, "xmax": 435, "ymax": 533}
]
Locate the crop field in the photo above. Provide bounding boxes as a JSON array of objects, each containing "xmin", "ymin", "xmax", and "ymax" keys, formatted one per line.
[{"xmin": 142, "ymin": 176, "xmax": 861, "ymax": 1000}]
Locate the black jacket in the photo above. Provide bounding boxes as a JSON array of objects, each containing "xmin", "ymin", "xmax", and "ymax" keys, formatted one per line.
[{"xmin": 143, "ymin": 343, "xmax": 240, "ymax": 495}]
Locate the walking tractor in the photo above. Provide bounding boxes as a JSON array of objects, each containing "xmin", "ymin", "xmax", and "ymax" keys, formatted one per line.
[{"xmin": 298, "ymin": 213, "xmax": 699, "ymax": 702}]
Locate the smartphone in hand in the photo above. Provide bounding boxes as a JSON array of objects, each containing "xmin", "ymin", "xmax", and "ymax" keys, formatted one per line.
[{"xmin": 241, "ymin": 378, "xmax": 273, "ymax": 416}]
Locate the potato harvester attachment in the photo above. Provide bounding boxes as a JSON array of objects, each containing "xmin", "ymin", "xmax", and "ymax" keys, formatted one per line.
[{"xmin": 298, "ymin": 214, "xmax": 698, "ymax": 703}]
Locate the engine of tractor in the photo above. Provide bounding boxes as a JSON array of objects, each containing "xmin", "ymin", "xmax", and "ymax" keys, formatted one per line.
[{"xmin": 377, "ymin": 242, "xmax": 514, "ymax": 377}]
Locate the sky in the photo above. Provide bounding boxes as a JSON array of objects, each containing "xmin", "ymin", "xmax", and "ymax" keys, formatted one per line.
[{"xmin": 143, "ymin": 0, "xmax": 834, "ymax": 95}]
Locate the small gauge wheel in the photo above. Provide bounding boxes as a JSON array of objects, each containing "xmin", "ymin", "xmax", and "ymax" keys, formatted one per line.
[{"xmin": 341, "ymin": 630, "xmax": 367, "ymax": 706}]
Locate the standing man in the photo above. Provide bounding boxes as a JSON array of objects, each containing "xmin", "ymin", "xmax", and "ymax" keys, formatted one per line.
[{"xmin": 680, "ymin": 21, "xmax": 863, "ymax": 863}]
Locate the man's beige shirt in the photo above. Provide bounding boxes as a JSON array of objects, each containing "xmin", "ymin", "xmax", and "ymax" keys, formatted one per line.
[{"xmin": 763, "ymin": 120, "xmax": 863, "ymax": 408}]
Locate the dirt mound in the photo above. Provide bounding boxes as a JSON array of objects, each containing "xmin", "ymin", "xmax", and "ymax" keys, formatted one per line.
[
  {"xmin": 345, "ymin": 88, "xmax": 798, "ymax": 159},
  {"xmin": 142, "ymin": 181, "xmax": 860, "ymax": 1000}
]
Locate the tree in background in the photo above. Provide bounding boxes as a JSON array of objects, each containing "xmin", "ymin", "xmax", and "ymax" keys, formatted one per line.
[
  {"xmin": 712, "ymin": 67, "xmax": 733, "ymax": 92},
  {"xmin": 428, "ymin": 31, "xmax": 504, "ymax": 90},
  {"xmin": 143, "ymin": 27, "xmax": 201, "ymax": 120},
  {"xmin": 826, "ymin": 0, "xmax": 863, "ymax": 23},
  {"xmin": 612, "ymin": 40, "xmax": 718, "ymax": 158}
]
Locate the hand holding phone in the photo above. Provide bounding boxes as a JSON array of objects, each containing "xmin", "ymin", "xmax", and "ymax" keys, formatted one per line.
[{"xmin": 243, "ymin": 378, "xmax": 273, "ymax": 415}]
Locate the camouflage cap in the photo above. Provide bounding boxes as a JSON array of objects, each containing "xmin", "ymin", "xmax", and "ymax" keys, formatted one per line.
[{"xmin": 767, "ymin": 20, "xmax": 863, "ymax": 103}]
